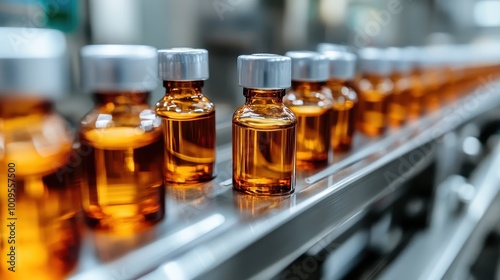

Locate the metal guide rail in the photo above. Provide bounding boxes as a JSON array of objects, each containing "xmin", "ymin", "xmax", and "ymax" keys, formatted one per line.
[
  {"xmin": 69, "ymin": 82, "xmax": 500, "ymax": 280},
  {"xmin": 380, "ymin": 133, "xmax": 500, "ymax": 280}
]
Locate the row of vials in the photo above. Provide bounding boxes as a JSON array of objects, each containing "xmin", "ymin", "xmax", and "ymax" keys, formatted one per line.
[{"xmin": 1, "ymin": 27, "xmax": 500, "ymax": 279}]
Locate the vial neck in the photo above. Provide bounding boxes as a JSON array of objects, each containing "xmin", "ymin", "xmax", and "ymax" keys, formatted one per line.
[
  {"xmin": 391, "ymin": 71, "xmax": 410, "ymax": 81},
  {"xmin": 93, "ymin": 91, "xmax": 150, "ymax": 106},
  {"xmin": 326, "ymin": 78, "xmax": 348, "ymax": 87},
  {"xmin": 244, "ymin": 88, "xmax": 286, "ymax": 105},
  {"xmin": 361, "ymin": 73, "xmax": 388, "ymax": 83},
  {"xmin": 291, "ymin": 81, "xmax": 324, "ymax": 92},
  {"xmin": 163, "ymin": 81, "xmax": 204, "ymax": 98},
  {"xmin": 0, "ymin": 96, "xmax": 53, "ymax": 118},
  {"xmin": 411, "ymin": 67, "xmax": 424, "ymax": 77}
]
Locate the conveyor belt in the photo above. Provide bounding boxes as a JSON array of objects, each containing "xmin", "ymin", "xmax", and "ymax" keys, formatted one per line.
[{"xmin": 69, "ymin": 84, "xmax": 500, "ymax": 280}]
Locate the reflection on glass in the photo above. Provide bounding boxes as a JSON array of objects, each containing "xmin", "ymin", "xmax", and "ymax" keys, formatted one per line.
[
  {"xmin": 169, "ymin": 183, "xmax": 207, "ymax": 202},
  {"xmin": 234, "ymin": 193, "xmax": 294, "ymax": 220}
]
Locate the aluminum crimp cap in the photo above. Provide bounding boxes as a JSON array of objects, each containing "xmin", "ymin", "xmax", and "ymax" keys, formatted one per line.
[
  {"xmin": 317, "ymin": 43, "xmax": 353, "ymax": 54},
  {"xmin": 80, "ymin": 44, "xmax": 158, "ymax": 92},
  {"xmin": 285, "ymin": 51, "xmax": 329, "ymax": 82},
  {"xmin": 358, "ymin": 47, "xmax": 392, "ymax": 76},
  {"xmin": 0, "ymin": 27, "xmax": 68, "ymax": 98},
  {"xmin": 238, "ymin": 54, "xmax": 291, "ymax": 89},
  {"xmin": 385, "ymin": 47, "xmax": 412, "ymax": 74},
  {"xmin": 415, "ymin": 46, "xmax": 449, "ymax": 69},
  {"xmin": 158, "ymin": 48, "xmax": 209, "ymax": 81},
  {"xmin": 323, "ymin": 50, "xmax": 357, "ymax": 80}
]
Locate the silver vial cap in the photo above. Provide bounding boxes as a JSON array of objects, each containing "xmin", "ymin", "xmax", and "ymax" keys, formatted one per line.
[
  {"xmin": 317, "ymin": 43, "xmax": 352, "ymax": 54},
  {"xmin": 238, "ymin": 54, "xmax": 291, "ymax": 89},
  {"xmin": 403, "ymin": 46, "xmax": 420, "ymax": 66},
  {"xmin": 358, "ymin": 47, "xmax": 392, "ymax": 76},
  {"xmin": 80, "ymin": 44, "xmax": 158, "ymax": 92},
  {"xmin": 414, "ymin": 46, "xmax": 441, "ymax": 69},
  {"xmin": 285, "ymin": 51, "xmax": 329, "ymax": 82},
  {"xmin": 158, "ymin": 48, "xmax": 209, "ymax": 81},
  {"xmin": 323, "ymin": 51, "xmax": 357, "ymax": 80},
  {"xmin": 385, "ymin": 47, "xmax": 412, "ymax": 74},
  {"xmin": 415, "ymin": 46, "xmax": 460, "ymax": 69},
  {"xmin": 0, "ymin": 27, "xmax": 68, "ymax": 98}
]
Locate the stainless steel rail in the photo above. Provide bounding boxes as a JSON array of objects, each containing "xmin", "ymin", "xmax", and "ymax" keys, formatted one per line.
[
  {"xmin": 69, "ymin": 82, "xmax": 500, "ymax": 280},
  {"xmin": 379, "ymin": 136, "xmax": 500, "ymax": 280}
]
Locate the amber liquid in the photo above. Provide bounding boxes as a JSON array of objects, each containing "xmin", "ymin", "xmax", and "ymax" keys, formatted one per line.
[
  {"xmin": 233, "ymin": 119, "xmax": 296, "ymax": 195},
  {"xmin": 425, "ymin": 91, "xmax": 440, "ymax": 113},
  {"xmin": 0, "ymin": 100, "xmax": 80, "ymax": 280},
  {"xmin": 0, "ymin": 172, "xmax": 80, "ymax": 280},
  {"xmin": 387, "ymin": 73, "xmax": 410, "ymax": 128},
  {"xmin": 287, "ymin": 105, "xmax": 330, "ymax": 169},
  {"xmin": 422, "ymin": 69, "xmax": 443, "ymax": 113},
  {"xmin": 329, "ymin": 81, "xmax": 357, "ymax": 152},
  {"xmin": 331, "ymin": 102, "xmax": 356, "ymax": 152},
  {"xmin": 452, "ymin": 68, "xmax": 467, "ymax": 97},
  {"xmin": 159, "ymin": 111, "xmax": 216, "ymax": 183},
  {"xmin": 357, "ymin": 77, "xmax": 391, "ymax": 137},
  {"xmin": 80, "ymin": 127, "xmax": 164, "ymax": 232},
  {"xmin": 442, "ymin": 67, "xmax": 457, "ymax": 103},
  {"xmin": 407, "ymin": 71, "xmax": 425, "ymax": 121}
]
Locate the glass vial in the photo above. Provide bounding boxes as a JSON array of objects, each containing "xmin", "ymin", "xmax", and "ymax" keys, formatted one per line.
[
  {"xmin": 416, "ymin": 47, "xmax": 446, "ymax": 113},
  {"xmin": 404, "ymin": 47, "xmax": 425, "ymax": 121},
  {"xmin": 283, "ymin": 51, "xmax": 331, "ymax": 169},
  {"xmin": 233, "ymin": 54, "xmax": 296, "ymax": 195},
  {"xmin": 323, "ymin": 51, "xmax": 358, "ymax": 152},
  {"xmin": 421, "ymin": 68, "xmax": 443, "ymax": 113},
  {"xmin": 386, "ymin": 47, "xmax": 411, "ymax": 128},
  {"xmin": 317, "ymin": 43, "xmax": 353, "ymax": 54},
  {"xmin": 356, "ymin": 48, "xmax": 394, "ymax": 137},
  {"xmin": 449, "ymin": 47, "xmax": 467, "ymax": 98},
  {"xmin": 79, "ymin": 45, "xmax": 164, "ymax": 232},
  {"xmin": 0, "ymin": 28, "xmax": 80, "ymax": 279},
  {"xmin": 441, "ymin": 49, "xmax": 459, "ymax": 103},
  {"xmin": 155, "ymin": 48, "xmax": 216, "ymax": 184}
]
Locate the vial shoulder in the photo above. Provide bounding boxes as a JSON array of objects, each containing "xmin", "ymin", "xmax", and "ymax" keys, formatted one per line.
[
  {"xmin": 233, "ymin": 104, "xmax": 296, "ymax": 129},
  {"xmin": 2, "ymin": 112, "xmax": 73, "ymax": 173},
  {"xmin": 394, "ymin": 77, "xmax": 412, "ymax": 94},
  {"xmin": 358, "ymin": 77, "xmax": 393, "ymax": 95},
  {"xmin": 2, "ymin": 111, "xmax": 72, "ymax": 140},
  {"xmin": 284, "ymin": 88, "xmax": 333, "ymax": 109},
  {"xmin": 80, "ymin": 105, "xmax": 161, "ymax": 132},
  {"xmin": 331, "ymin": 85, "xmax": 358, "ymax": 102},
  {"xmin": 79, "ymin": 104, "xmax": 162, "ymax": 149},
  {"xmin": 155, "ymin": 94, "xmax": 215, "ymax": 118},
  {"xmin": 79, "ymin": 125, "xmax": 161, "ymax": 149}
]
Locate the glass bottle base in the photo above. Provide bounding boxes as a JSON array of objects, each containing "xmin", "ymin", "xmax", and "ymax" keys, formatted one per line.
[{"xmin": 233, "ymin": 178, "xmax": 294, "ymax": 196}]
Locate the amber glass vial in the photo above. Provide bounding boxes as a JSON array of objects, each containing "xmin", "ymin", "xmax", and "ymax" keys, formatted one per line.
[
  {"xmin": 449, "ymin": 47, "xmax": 467, "ymax": 98},
  {"xmin": 0, "ymin": 28, "xmax": 80, "ymax": 279},
  {"xmin": 233, "ymin": 54, "xmax": 296, "ymax": 195},
  {"xmin": 407, "ymin": 68, "xmax": 425, "ymax": 121},
  {"xmin": 402, "ymin": 47, "xmax": 425, "ymax": 121},
  {"xmin": 421, "ymin": 67, "xmax": 443, "ymax": 113},
  {"xmin": 440, "ymin": 47, "xmax": 461, "ymax": 103},
  {"xmin": 416, "ymin": 47, "xmax": 446, "ymax": 113},
  {"xmin": 317, "ymin": 42, "xmax": 353, "ymax": 54},
  {"xmin": 386, "ymin": 47, "xmax": 412, "ymax": 128},
  {"xmin": 356, "ymin": 48, "xmax": 394, "ymax": 136},
  {"xmin": 79, "ymin": 45, "xmax": 164, "ymax": 232},
  {"xmin": 323, "ymin": 50, "xmax": 358, "ymax": 152},
  {"xmin": 442, "ymin": 65, "xmax": 458, "ymax": 103},
  {"xmin": 283, "ymin": 51, "xmax": 331, "ymax": 169},
  {"xmin": 155, "ymin": 48, "xmax": 216, "ymax": 184}
]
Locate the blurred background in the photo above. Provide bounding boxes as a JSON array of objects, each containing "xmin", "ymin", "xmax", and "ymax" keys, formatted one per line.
[{"xmin": 2, "ymin": 0, "xmax": 500, "ymax": 126}]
